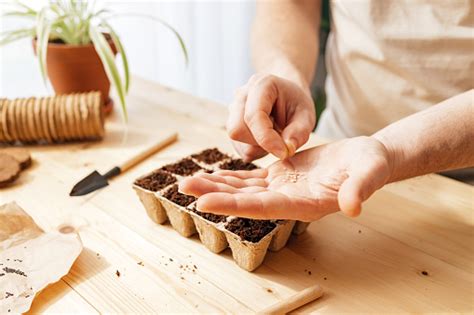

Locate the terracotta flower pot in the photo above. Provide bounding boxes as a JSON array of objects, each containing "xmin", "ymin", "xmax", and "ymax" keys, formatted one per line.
[{"xmin": 33, "ymin": 37, "xmax": 117, "ymax": 115}]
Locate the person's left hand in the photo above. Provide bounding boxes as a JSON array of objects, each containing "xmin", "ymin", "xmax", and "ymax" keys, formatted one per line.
[{"xmin": 179, "ymin": 136, "xmax": 393, "ymax": 221}]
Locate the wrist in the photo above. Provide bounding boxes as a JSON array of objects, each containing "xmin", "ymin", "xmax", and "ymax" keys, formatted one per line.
[
  {"xmin": 257, "ymin": 55, "xmax": 311, "ymax": 92},
  {"xmin": 371, "ymin": 133, "xmax": 400, "ymax": 184}
]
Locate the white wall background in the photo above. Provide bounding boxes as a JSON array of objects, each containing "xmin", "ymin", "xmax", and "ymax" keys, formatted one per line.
[{"xmin": 0, "ymin": 0, "xmax": 255, "ymax": 105}]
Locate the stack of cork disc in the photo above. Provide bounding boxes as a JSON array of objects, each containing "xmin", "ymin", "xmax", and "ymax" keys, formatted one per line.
[{"xmin": 0, "ymin": 91, "xmax": 104, "ymax": 144}]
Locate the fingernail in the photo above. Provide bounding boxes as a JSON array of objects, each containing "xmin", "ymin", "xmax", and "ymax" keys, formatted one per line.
[{"xmin": 284, "ymin": 138, "xmax": 297, "ymax": 157}]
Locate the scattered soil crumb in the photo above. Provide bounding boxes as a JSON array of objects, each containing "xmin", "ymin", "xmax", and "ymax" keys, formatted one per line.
[
  {"xmin": 324, "ymin": 277, "xmax": 327, "ymax": 280},
  {"xmin": 307, "ymin": 271, "xmax": 312, "ymax": 275},
  {"xmin": 137, "ymin": 261, "xmax": 144, "ymax": 266},
  {"xmin": 169, "ymin": 258, "xmax": 173, "ymax": 262},
  {"xmin": 266, "ymin": 288, "xmax": 273, "ymax": 293},
  {"xmin": 3, "ymin": 267, "xmax": 27, "ymax": 277},
  {"xmin": 421, "ymin": 270, "xmax": 429, "ymax": 276},
  {"xmin": 358, "ymin": 230, "xmax": 362, "ymax": 234},
  {"xmin": 116, "ymin": 270, "xmax": 121, "ymax": 277},
  {"xmin": 180, "ymin": 276, "xmax": 185, "ymax": 280}
]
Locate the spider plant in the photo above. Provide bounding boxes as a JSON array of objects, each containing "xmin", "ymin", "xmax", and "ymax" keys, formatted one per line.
[{"xmin": 0, "ymin": 0, "xmax": 188, "ymax": 120}]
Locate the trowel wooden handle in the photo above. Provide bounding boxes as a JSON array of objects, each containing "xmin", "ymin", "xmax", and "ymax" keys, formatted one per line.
[
  {"xmin": 120, "ymin": 132, "xmax": 178, "ymax": 172},
  {"xmin": 258, "ymin": 285, "xmax": 323, "ymax": 315}
]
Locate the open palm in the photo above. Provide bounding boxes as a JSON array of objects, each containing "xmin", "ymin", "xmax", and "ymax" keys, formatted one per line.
[{"xmin": 180, "ymin": 136, "xmax": 392, "ymax": 221}]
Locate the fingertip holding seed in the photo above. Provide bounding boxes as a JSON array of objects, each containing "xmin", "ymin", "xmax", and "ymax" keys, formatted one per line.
[{"xmin": 284, "ymin": 139, "xmax": 296, "ymax": 158}]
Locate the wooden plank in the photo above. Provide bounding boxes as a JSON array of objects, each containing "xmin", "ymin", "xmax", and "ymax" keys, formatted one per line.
[{"xmin": 27, "ymin": 280, "xmax": 98, "ymax": 314}]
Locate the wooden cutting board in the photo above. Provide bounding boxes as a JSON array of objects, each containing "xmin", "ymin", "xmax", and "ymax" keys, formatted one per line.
[{"xmin": 1, "ymin": 76, "xmax": 472, "ymax": 313}]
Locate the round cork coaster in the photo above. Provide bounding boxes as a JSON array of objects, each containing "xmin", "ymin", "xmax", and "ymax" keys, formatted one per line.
[
  {"xmin": 0, "ymin": 99, "xmax": 5, "ymax": 142},
  {"xmin": 59, "ymin": 94, "xmax": 69, "ymax": 140},
  {"xmin": 1, "ymin": 148, "xmax": 32, "ymax": 170},
  {"xmin": 7, "ymin": 98, "xmax": 19, "ymax": 142},
  {"xmin": 13, "ymin": 98, "xmax": 24, "ymax": 142},
  {"xmin": 73, "ymin": 93, "xmax": 84, "ymax": 139},
  {"xmin": 91, "ymin": 92, "xmax": 103, "ymax": 138},
  {"xmin": 18, "ymin": 98, "xmax": 28, "ymax": 142},
  {"xmin": 97, "ymin": 93, "xmax": 105, "ymax": 138},
  {"xmin": 26, "ymin": 97, "xmax": 37, "ymax": 141},
  {"xmin": 33, "ymin": 97, "xmax": 44, "ymax": 141},
  {"xmin": 2, "ymin": 99, "xmax": 13, "ymax": 143},
  {"xmin": 65, "ymin": 94, "xmax": 77, "ymax": 140},
  {"xmin": 55, "ymin": 95, "xmax": 64, "ymax": 142},
  {"xmin": 80, "ymin": 92, "xmax": 92, "ymax": 138},
  {"xmin": 21, "ymin": 97, "xmax": 31, "ymax": 142},
  {"xmin": 84, "ymin": 93, "xmax": 92, "ymax": 136},
  {"xmin": 0, "ymin": 153, "xmax": 21, "ymax": 188},
  {"xmin": 85, "ymin": 92, "xmax": 95, "ymax": 138},
  {"xmin": 46, "ymin": 97, "xmax": 58, "ymax": 142},
  {"xmin": 41, "ymin": 96, "xmax": 52, "ymax": 143}
]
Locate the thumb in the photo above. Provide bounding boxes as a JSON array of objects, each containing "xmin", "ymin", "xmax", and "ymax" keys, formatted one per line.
[
  {"xmin": 337, "ymin": 174, "xmax": 368, "ymax": 217},
  {"xmin": 280, "ymin": 111, "xmax": 314, "ymax": 157}
]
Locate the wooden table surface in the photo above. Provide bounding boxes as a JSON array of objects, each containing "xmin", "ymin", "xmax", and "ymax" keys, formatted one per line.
[{"xmin": 1, "ymin": 77, "xmax": 473, "ymax": 314}]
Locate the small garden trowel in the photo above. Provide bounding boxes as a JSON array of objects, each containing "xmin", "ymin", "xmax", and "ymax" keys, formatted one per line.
[{"xmin": 70, "ymin": 132, "xmax": 178, "ymax": 196}]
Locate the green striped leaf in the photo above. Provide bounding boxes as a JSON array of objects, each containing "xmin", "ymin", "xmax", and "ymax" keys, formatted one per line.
[{"xmin": 89, "ymin": 24, "xmax": 128, "ymax": 121}]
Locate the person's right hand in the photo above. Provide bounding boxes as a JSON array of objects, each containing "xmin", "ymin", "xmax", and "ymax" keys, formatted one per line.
[{"xmin": 227, "ymin": 74, "xmax": 316, "ymax": 161}]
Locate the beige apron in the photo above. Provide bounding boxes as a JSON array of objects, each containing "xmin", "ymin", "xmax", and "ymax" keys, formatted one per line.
[{"xmin": 317, "ymin": 0, "xmax": 474, "ymax": 139}]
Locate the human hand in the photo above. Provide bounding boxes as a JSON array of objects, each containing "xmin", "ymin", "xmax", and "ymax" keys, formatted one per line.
[
  {"xmin": 179, "ymin": 137, "xmax": 392, "ymax": 220},
  {"xmin": 227, "ymin": 74, "xmax": 316, "ymax": 162}
]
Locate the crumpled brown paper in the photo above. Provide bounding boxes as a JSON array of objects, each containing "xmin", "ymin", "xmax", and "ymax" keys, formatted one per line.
[{"xmin": 0, "ymin": 202, "xmax": 83, "ymax": 313}]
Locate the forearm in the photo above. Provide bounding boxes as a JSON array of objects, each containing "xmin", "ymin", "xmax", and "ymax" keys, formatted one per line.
[
  {"xmin": 251, "ymin": 0, "xmax": 321, "ymax": 89},
  {"xmin": 373, "ymin": 90, "xmax": 474, "ymax": 183}
]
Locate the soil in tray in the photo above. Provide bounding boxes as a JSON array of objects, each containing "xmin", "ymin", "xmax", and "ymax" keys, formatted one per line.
[
  {"xmin": 190, "ymin": 205, "xmax": 227, "ymax": 223},
  {"xmin": 226, "ymin": 218, "xmax": 276, "ymax": 242},
  {"xmin": 191, "ymin": 148, "xmax": 229, "ymax": 164},
  {"xmin": 161, "ymin": 158, "xmax": 203, "ymax": 176},
  {"xmin": 219, "ymin": 159, "xmax": 258, "ymax": 171},
  {"xmin": 134, "ymin": 170, "xmax": 177, "ymax": 192},
  {"xmin": 163, "ymin": 184, "xmax": 196, "ymax": 207}
]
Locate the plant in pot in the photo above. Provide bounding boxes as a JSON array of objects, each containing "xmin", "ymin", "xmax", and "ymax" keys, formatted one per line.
[{"xmin": 0, "ymin": 0, "xmax": 188, "ymax": 119}]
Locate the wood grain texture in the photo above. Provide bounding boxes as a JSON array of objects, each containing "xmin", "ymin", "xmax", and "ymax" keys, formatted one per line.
[{"xmin": 1, "ymin": 76, "xmax": 473, "ymax": 313}]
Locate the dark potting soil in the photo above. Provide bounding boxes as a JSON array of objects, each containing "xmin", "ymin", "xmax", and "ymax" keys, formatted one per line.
[
  {"xmin": 163, "ymin": 184, "xmax": 196, "ymax": 207},
  {"xmin": 219, "ymin": 159, "xmax": 258, "ymax": 171},
  {"xmin": 161, "ymin": 158, "xmax": 203, "ymax": 176},
  {"xmin": 226, "ymin": 218, "xmax": 276, "ymax": 243},
  {"xmin": 134, "ymin": 170, "xmax": 177, "ymax": 192},
  {"xmin": 190, "ymin": 205, "xmax": 227, "ymax": 223},
  {"xmin": 191, "ymin": 148, "xmax": 229, "ymax": 164}
]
